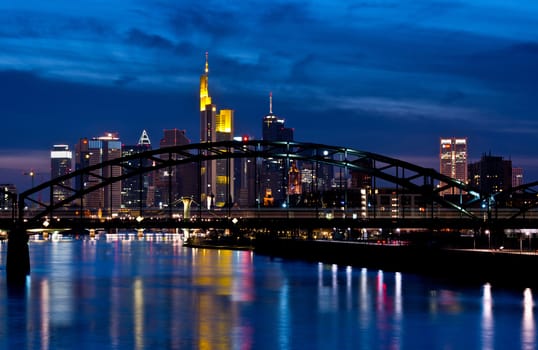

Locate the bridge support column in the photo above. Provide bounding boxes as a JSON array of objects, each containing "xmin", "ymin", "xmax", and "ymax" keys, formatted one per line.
[
  {"xmin": 181, "ymin": 196, "xmax": 193, "ymax": 220},
  {"xmin": 6, "ymin": 225, "xmax": 30, "ymax": 284}
]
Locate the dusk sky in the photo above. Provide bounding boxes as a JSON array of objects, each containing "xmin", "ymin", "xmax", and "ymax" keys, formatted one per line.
[{"xmin": 1, "ymin": 1, "xmax": 537, "ymax": 190}]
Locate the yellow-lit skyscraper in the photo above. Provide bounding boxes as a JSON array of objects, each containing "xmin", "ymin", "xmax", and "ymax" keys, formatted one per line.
[
  {"xmin": 439, "ymin": 137, "xmax": 468, "ymax": 195},
  {"xmin": 199, "ymin": 53, "xmax": 234, "ymax": 207}
]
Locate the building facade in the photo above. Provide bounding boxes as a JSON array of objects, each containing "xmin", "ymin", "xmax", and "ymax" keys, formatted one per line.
[
  {"xmin": 121, "ymin": 130, "xmax": 153, "ymax": 210},
  {"xmin": 439, "ymin": 137, "xmax": 468, "ymax": 195},
  {"xmin": 50, "ymin": 144, "xmax": 72, "ymax": 203},
  {"xmin": 261, "ymin": 93, "xmax": 294, "ymax": 206},
  {"xmin": 199, "ymin": 53, "xmax": 234, "ymax": 208},
  {"xmin": 155, "ymin": 128, "xmax": 197, "ymax": 209},
  {"xmin": 468, "ymin": 153, "xmax": 512, "ymax": 195},
  {"xmin": 75, "ymin": 132, "xmax": 122, "ymax": 216}
]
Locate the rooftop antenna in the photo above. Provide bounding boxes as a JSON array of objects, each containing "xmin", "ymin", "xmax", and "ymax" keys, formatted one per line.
[
  {"xmin": 205, "ymin": 51, "xmax": 209, "ymax": 74},
  {"xmin": 269, "ymin": 91, "xmax": 273, "ymax": 114}
]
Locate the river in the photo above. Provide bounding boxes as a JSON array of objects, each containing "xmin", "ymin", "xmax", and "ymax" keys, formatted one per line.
[{"xmin": 0, "ymin": 235, "xmax": 535, "ymax": 349}]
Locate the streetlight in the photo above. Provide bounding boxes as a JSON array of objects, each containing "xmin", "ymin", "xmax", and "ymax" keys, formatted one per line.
[
  {"xmin": 485, "ymin": 229, "xmax": 491, "ymax": 249},
  {"xmin": 24, "ymin": 170, "xmax": 36, "ymax": 189}
]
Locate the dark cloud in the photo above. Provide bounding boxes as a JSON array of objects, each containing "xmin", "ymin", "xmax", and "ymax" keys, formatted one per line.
[
  {"xmin": 167, "ymin": 5, "xmax": 242, "ymax": 42},
  {"xmin": 0, "ymin": 11, "xmax": 114, "ymax": 39},
  {"xmin": 126, "ymin": 28, "xmax": 174, "ymax": 49},
  {"xmin": 114, "ymin": 75, "xmax": 138, "ymax": 87}
]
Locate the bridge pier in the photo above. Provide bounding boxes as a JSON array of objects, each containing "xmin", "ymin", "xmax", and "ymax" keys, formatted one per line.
[
  {"xmin": 181, "ymin": 196, "xmax": 193, "ymax": 219},
  {"xmin": 6, "ymin": 224, "xmax": 30, "ymax": 284},
  {"xmin": 137, "ymin": 228, "xmax": 144, "ymax": 238}
]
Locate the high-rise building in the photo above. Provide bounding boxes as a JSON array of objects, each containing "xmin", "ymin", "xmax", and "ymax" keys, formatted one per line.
[
  {"xmin": 199, "ymin": 53, "xmax": 234, "ymax": 208},
  {"xmin": 468, "ymin": 153, "xmax": 512, "ymax": 195},
  {"xmin": 234, "ymin": 135, "xmax": 256, "ymax": 208},
  {"xmin": 75, "ymin": 132, "xmax": 122, "ymax": 216},
  {"xmin": 512, "ymin": 167, "xmax": 524, "ymax": 188},
  {"xmin": 50, "ymin": 144, "xmax": 72, "ymax": 203},
  {"xmin": 155, "ymin": 128, "xmax": 198, "ymax": 208},
  {"xmin": 0, "ymin": 184, "xmax": 17, "ymax": 212},
  {"xmin": 121, "ymin": 130, "xmax": 153, "ymax": 210},
  {"xmin": 261, "ymin": 93, "xmax": 294, "ymax": 206},
  {"xmin": 439, "ymin": 137, "xmax": 468, "ymax": 195}
]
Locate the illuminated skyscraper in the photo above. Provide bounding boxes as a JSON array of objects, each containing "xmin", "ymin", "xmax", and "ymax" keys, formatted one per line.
[
  {"xmin": 439, "ymin": 137, "xmax": 468, "ymax": 195},
  {"xmin": 261, "ymin": 93, "xmax": 294, "ymax": 206},
  {"xmin": 75, "ymin": 132, "xmax": 122, "ymax": 215},
  {"xmin": 121, "ymin": 130, "xmax": 152, "ymax": 209},
  {"xmin": 199, "ymin": 53, "xmax": 234, "ymax": 207},
  {"xmin": 155, "ymin": 128, "xmax": 197, "ymax": 208},
  {"xmin": 50, "ymin": 144, "xmax": 72, "ymax": 203}
]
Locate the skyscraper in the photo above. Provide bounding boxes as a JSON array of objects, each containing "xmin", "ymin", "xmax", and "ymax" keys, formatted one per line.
[
  {"xmin": 155, "ymin": 128, "xmax": 197, "ymax": 208},
  {"xmin": 261, "ymin": 93, "xmax": 294, "ymax": 206},
  {"xmin": 75, "ymin": 132, "xmax": 122, "ymax": 216},
  {"xmin": 468, "ymin": 153, "xmax": 512, "ymax": 195},
  {"xmin": 439, "ymin": 137, "xmax": 468, "ymax": 195},
  {"xmin": 121, "ymin": 130, "xmax": 152, "ymax": 210},
  {"xmin": 50, "ymin": 144, "xmax": 72, "ymax": 203},
  {"xmin": 512, "ymin": 167, "xmax": 524, "ymax": 188},
  {"xmin": 199, "ymin": 53, "xmax": 234, "ymax": 208}
]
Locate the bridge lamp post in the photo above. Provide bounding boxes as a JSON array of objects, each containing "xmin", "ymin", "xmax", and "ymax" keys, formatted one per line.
[{"xmin": 485, "ymin": 229, "xmax": 490, "ymax": 249}]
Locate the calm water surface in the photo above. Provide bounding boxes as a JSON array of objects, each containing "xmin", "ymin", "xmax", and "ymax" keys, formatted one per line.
[{"xmin": 0, "ymin": 236, "xmax": 535, "ymax": 350}]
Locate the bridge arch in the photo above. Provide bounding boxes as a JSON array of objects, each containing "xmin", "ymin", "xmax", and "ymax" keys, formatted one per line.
[{"xmin": 17, "ymin": 140, "xmax": 484, "ymax": 223}]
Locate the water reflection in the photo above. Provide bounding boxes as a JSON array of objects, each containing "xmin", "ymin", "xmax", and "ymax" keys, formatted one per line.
[
  {"xmin": 481, "ymin": 283, "xmax": 494, "ymax": 350},
  {"xmin": 522, "ymin": 288, "xmax": 535, "ymax": 350},
  {"xmin": 0, "ymin": 239, "xmax": 536, "ymax": 349}
]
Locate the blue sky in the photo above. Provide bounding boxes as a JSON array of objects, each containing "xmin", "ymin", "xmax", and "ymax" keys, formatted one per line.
[{"xmin": 1, "ymin": 0, "xmax": 537, "ymax": 190}]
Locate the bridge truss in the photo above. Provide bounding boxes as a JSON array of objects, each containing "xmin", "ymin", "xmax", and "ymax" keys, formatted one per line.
[{"xmin": 15, "ymin": 140, "xmax": 491, "ymax": 225}]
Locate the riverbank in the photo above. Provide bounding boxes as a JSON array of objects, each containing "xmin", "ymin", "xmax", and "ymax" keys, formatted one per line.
[{"xmin": 252, "ymin": 238, "xmax": 538, "ymax": 290}]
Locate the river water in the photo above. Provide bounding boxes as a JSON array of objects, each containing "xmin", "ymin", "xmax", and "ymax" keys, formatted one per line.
[{"xmin": 0, "ymin": 236, "xmax": 535, "ymax": 350}]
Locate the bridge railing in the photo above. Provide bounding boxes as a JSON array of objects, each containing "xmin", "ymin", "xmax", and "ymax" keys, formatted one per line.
[{"xmin": 6, "ymin": 206, "xmax": 537, "ymax": 221}]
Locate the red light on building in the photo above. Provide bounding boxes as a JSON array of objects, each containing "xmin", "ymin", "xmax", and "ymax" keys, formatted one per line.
[{"xmin": 242, "ymin": 135, "xmax": 249, "ymax": 142}]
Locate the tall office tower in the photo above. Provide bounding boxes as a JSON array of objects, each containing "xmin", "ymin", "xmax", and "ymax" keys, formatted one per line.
[
  {"xmin": 50, "ymin": 144, "xmax": 72, "ymax": 203},
  {"xmin": 468, "ymin": 153, "xmax": 512, "ymax": 195},
  {"xmin": 75, "ymin": 132, "xmax": 122, "ymax": 216},
  {"xmin": 155, "ymin": 129, "xmax": 197, "ymax": 208},
  {"xmin": 199, "ymin": 53, "xmax": 234, "ymax": 208},
  {"xmin": 512, "ymin": 167, "xmax": 524, "ymax": 188},
  {"xmin": 74, "ymin": 137, "xmax": 90, "ymax": 192},
  {"xmin": 121, "ymin": 130, "xmax": 153, "ymax": 210},
  {"xmin": 234, "ymin": 135, "xmax": 257, "ymax": 208},
  {"xmin": 439, "ymin": 137, "xmax": 468, "ymax": 196},
  {"xmin": 261, "ymin": 93, "xmax": 294, "ymax": 206}
]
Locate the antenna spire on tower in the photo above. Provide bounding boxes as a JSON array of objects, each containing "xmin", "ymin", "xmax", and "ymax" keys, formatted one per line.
[
  {"xmin": 269, "ymin": 91, "xmax": 273, "ymax": 114},
  {"xmin": 205, "ymin": 51, "xmax": 209, "ymax": 74}
]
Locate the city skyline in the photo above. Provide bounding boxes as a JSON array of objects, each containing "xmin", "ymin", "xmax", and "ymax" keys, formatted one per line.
[{"xmin": 1, "ymin": 1, "xmax": 537, "ymax": 190}]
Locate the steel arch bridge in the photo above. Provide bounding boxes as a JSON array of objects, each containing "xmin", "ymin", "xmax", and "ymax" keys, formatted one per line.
[{"xmin": 15, "ymin": 139, "xmax": 490, "ymax": 224}]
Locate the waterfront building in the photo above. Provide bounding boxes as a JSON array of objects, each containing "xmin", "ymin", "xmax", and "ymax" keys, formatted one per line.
[
  {"xmin": 50, "ymin": 144, "xmax": 72, "ymax": 203},
  {"xmin": 199, "ymin": 53, "xmax": 235, "ymax": 208},
  {"xmin": 439, "ymin": 137, "xmax": 468, "ymax": 195},
  {"xmin": 261, "ymin": 93, "xmax": 294, "ymax": 206},
  {"xmin": 121, "ymin": 130, "xmax": 153, "ymax": 210},
  {"xmin": 75, "ymin": 132, "xmax": 122, "ymax": 216},
  {"xmin": 468, "ymin": 153, "xmax": 512, "ymax": 195}
]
